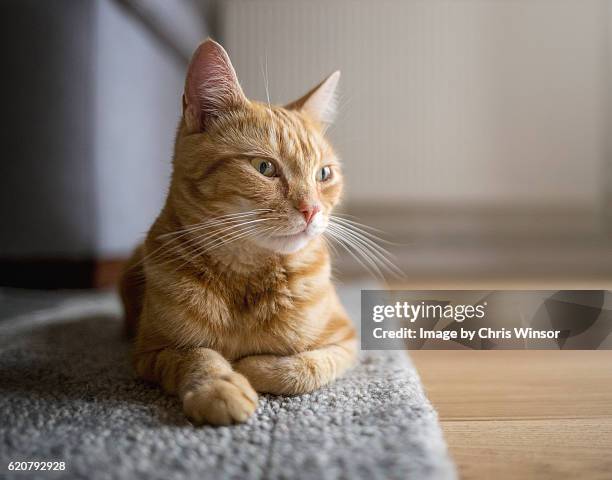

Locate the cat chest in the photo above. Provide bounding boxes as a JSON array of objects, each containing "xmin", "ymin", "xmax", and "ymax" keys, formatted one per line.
[{"xmin": 186, "ymin": 285, "xmax": 326, "ymax": 359}]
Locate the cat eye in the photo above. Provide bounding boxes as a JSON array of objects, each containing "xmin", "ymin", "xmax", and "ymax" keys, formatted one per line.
[
  {"xmin": 316, "ymin": 166, "xmax": 332, "ymax": 182},
  {"xmin": 250, "ymin": 158, "xmax": 277, "ymax": 177}
]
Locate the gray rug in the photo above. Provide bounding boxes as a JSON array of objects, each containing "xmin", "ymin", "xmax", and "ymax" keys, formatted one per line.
[{"xmin": 0, "ymin": 288, "xmax": 455, "ymax": 480}]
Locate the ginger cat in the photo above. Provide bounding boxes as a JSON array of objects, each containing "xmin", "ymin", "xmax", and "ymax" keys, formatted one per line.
[{"xmin": 119, "ymin": 39, "xmax": 357, "ymax": 426}]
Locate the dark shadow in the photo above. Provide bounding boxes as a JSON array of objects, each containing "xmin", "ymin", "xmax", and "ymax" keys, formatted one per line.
[{"xmin": 0, "ymin": 1, "xmax": 97, "ymax": 266}]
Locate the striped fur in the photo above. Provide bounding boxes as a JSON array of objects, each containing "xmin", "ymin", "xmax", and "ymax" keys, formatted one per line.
[{"xmin": 119, "ymin": 40, "xmax": 356, "ymax": 426}]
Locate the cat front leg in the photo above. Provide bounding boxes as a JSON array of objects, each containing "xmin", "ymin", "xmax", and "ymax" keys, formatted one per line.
[
  {"xmin": 234, "ymin": 336, "xmax": 358, "ymax": 396},
  {"xmin": 134, "ymin": 347, "xmax": 258, "ymax": 425}
]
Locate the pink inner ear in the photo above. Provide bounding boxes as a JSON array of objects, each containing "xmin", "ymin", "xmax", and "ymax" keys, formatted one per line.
[{"xmin": 184, "ymin": 39, "xmax": 246, "ymax": 132}]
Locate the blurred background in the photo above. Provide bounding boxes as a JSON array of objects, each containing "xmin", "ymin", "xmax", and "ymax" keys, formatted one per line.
[{"xmin": 1, "ymin": 0, "xmax": 611, "ymax": 288}]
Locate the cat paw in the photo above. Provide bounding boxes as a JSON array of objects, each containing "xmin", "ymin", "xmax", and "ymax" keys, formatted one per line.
[
  {"xmin": 234, "ymin": 354, "xmax": 322, "ymax": 396},
  {"xmin": 182, "ymin": 372, "xmax": 258, "ymax": 426}
]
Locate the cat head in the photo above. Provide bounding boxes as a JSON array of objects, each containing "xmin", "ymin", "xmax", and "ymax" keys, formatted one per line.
[{"xmin": 171, "ymin": 39, "xmax": 343, "ymax": 255}]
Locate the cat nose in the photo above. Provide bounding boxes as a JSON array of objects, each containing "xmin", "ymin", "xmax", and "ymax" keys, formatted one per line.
[{"xmin": 298, "ymin": 203, "xmax": 320, "ymax": 225}]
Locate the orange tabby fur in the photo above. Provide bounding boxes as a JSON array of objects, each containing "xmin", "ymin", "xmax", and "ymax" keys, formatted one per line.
[{"xmin": 119, "ymin": 39, "xmax": 357, "ymax": 426}]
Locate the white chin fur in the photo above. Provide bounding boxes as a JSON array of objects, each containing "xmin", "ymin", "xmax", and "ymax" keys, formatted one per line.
[
  {"xmin": 264, "ymin": 233, "xmax": 313, "ymax": 254},
  {"xmin": 255, "ymin": 215, "xmax": 327, "ymax": 254}
]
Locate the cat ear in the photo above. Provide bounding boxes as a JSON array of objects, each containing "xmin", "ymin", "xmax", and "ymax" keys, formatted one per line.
[
  {"xmin": 286, "ymin": 71, "xmax": 340, "ymax": 125},
  {"xmin": 183, "ymin": 39, "xmax": 247, "ymax": 133}
]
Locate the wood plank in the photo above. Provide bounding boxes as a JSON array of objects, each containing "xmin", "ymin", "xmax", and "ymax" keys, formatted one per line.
[
  {"xmin": 411, "ymin": 350, "xmax": 612, "ymax": 479},
  {"xmin": 441, "ymin": 418, "xmax": 612, "ymax": 480},
  {"xmin": 411, "ymin": 351, "xmax": 612, "ymax": 420}
]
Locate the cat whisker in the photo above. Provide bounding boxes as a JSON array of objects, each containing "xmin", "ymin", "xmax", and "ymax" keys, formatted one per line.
[
  {"xmin": 322, "ymin": 233, "xmax": 340, "ymax": 257},
  {"xmin": 204, "ymin": 224, "xmax": 278, "ymax": 255},
  {"xmin": 129, "ymin": 209, "xmax": 275, "ymax": 272},
  {"xmin": 329, "ymin": 214, "xmax": 389, "ymax": 236},
  {"xmin": 259, "ymin": 225, "xmax": 283, "ymax": 239},
  {"xmin": 197, "ymin": 219, "xmax": 278, "ymax": 251},
  {"xmin": 159, "ymin": 215, "xmax": 276, "ymax": 246},
  {"xmin": 330, "ymin": 214, "xmax": 410, "ymax": 247},
  {"xmin": 329, "ymin": 217, "xmax": 402, "ymax": 248},
  {"xmin": 185, "ymin": 217, "xmax": 278, "ymax": 251},
  {"xmin": 173, "ymin": 224, "xmax": 278, "ymax": 273},
  {"xmin": 260, "ymin": 54, "xmax": 279, "ymax": 150},
  {"xmin": 176, "ymin": 219, "xmax": 279, "ymax": 261},
  {"xmin": 147, "ymin": 216, "xmax": 280, "ymax": 270},
  {"xmin": 325, "ymin": 229, "xmax": 384, "ymax": 281},
  {"xmin": 328, "ymin": 222, "xmax": 404, "ymax": 279},
  {"xmin": 326, "ymin": 220, "xmax": 404, "ymax": 281},
  {"xmin": 327, "ymin": 225, "xmax": 386, "ymax": 280},
  {"xmin": 261, "ymin": 54, "xmax": 272, "ymax": 110},
  {"xmin": 142, "ymin": 210, "xmax": 272, "ymax": 259},
  {"xmin": 158, "ymin": 209, "xmax": 273, "ymax": 239},
  {"xmin": 153, "ymin": 223, "xmax": 269, "ymax": 273}
]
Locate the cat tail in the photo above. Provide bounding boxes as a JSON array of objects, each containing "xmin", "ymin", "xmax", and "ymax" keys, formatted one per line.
[{"xmin": 119, "ymin": 244, "xmax": 146, "ymax": 338}]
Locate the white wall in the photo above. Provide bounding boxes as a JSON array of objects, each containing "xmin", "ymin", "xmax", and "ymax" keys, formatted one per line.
[
  {"xmin": 0, "ymin": 0, "xmax": 208, "ymax": 259},
  {"xmin": 94, "ymin": 0, "xmax": 203, "ymax": 257},
  {"xmin": 220, "ymin": 0, "xmax": 609, "ymax": 209}
]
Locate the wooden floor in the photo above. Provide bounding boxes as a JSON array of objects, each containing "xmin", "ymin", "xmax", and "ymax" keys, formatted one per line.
[
  {"xmin": 411, "ymin": 351, "xmax": 612, "ymax": 480},
  {"xmin": 405, "ymin": 275, "xmax": 612, "ymax": 479}
]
